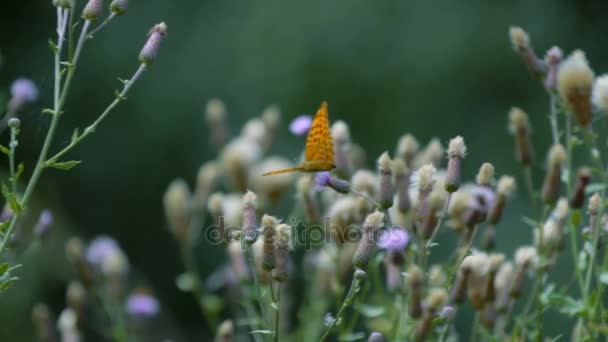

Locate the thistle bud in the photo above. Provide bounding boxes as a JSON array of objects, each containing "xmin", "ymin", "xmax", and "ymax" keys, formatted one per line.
[
  {"xmin": 377, "ymin": 152, "xmax": 394, "ymax": 209},
  {"xmin": 570, "ymin": 168, "xmax": 592, "ymax": 209},
  {"xmin": 558, "ymin": 50, "xmax": 595, "ymax": 127},
  {"xmin": 508, "ymin": 107, "xmax": 534, "ymax": 165},
  {"xmin": 509, "ymin": 26, "xmax": 547, "ymax": 78},
  {"xmin": 414, "ymin": 138, "xmax": 444, "ymax": 169},
  {"xmin": 351, "ymin": 170, "xmax": 378, "ymax": 198},
  {"xmin": 368, "ymin": 332, "xmax": 385, "ymax": 342},
  {"xmin": 476, "ymin": 162, "xmax": 495, "ymax": 187},
  {"xmin": 82, "ymin": 0, "xmax": 104, "ymax": 21},
  {"xmin": 194, "ymin": 161, "xmax": 220, "ymax": 210},
  {"xmin": 242, "ymin": 191, "xmax": 258, "ymax": 244},
  {"xmin": 429, "ymin": 265, "xmax": 447, "ymax": 287},
  {"xmin": 541, "ymin": 144, "xmax": 566, "ymax": 205},
  {"xmin": 315, "ymin": 171, "xmax": 351, "ymax": 194},
  {"xmin": 163, "ymin": 179, "xmax": 192, "ymax": 245},
  {"xmin": 65, "ymin": 237, "xmax": 94, "ymax": 287},
  {"xmin": 487, "ymin": 176, "xmax": 516, "ymax": 225},
  {"xmin": 332, "ymin": 121, "xmax": 353, "ymax": 177},
  {"xmin": 416, "ymin": 164, "xmax": 436, "ymax": 203},
  {"xmin": 205, "ymin": 99, "xmax": 229, "ymax": 147},
  {"xmin": 593, "ymin": 75, "xmax": 608, "ymax": 114},
  {"xmin": 415, "ymin": 289, "xmax": 448, "ymax": 341},
  {"xmin": 353, "ymin": 211, "xmax": 384, "ymax": 270},
  {"xmin": 450, "ymin": 256, "xmax": 471, "ymax": 304},
  {"xmin": 421, "ymin": 190, "xmax": 444, "ymax": 239},
  {"xmin": 511, "ymin": 246, "xmax": 538, "ymax": 297},
  {"xmin": 57, "ymin": 308, "xmax": 80, "ymax": 342},
  {"xmin": 544, "ymin": 46, "xmax": 563, "ymax": 91},
  {"xmin": 393, "ymin": 159, "xmax": 411, "ymax": 213},
  {"xmin": 139, "ymin": 22, "xmax": 168, "ymax": 65},
  {"xmin": 273, "ymin": 223, "xmax": 292, "ymax": 282},
  {"xmin": 484, "ymin": 253, "xmax": 505, "ymax": 303},
  {"xmin": 445, "ymin": 136, "xmax": 467, "ymax": 192},
  {"xmin": 66, "ymin": 281, "xmax": 86, "ymax": 315},
  {"xmin": 407, "ymin": 265, "xmax": 423, "ymax": 319},
  {"xmin": 110, "ymin": 0, "xmax": 128, "ymax": 15},
  {"xmin": 221, "ymin": 138, "xmax": 261, "ymax": 192},
  {"xmin": 587, "ymin": 193, "xmax": 602, "ymax": 235},
  {"xmin": 261, "ymin": 215, "xmax": 278, "ymax": 271},
  {"xmin": 32, "ymin": 303, "xmax": 55, "ymax": 342},
  {"xmin": 494, "ymin": 262, "xmax": 514, "ymax": 312},
  {"xmin": 396, "ymin": 133, "xmax": 419, "ymax": 167},
  {"xmin": 464, "ymin": 254, "xmax": 490, "ymax": 310},
  {"xmin": 215, "ymin": 319, "xmax": 234, "ymax": 342}
]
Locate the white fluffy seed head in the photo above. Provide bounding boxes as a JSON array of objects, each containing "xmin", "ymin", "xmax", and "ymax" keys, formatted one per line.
[
  {"xmin": 378, "ymin": 152, "xmax": 392, "ymax": 172},
  {"xmin": 515, "ymin": 246, "xmax": 538, "ymax": 268},
  {"xmin": 557, "ymin": 50, "xmax": 595, "ymax": 120},
  {"xmin": 488, "ymin": 253, "xmax": 505, "ymax": 273},
  {"xmin": 497, "ymin": 175, "xmax": 516, "ymax": 197},
  {"xmin": 447, "ymin": 136, "xmax": 467, "ymax": 159},
  {"xmin": 276, "ymin": 224, "xmax": 292, "ymax": 247},
  {"xmin": 589, "ymin": 192, "xmax": 602, "ymax": 214},
  {"xmin": 363, "ymin": 211, "xmax": 385, "ymax": 230},
  {"xmin": 396, "ymin": 134, "xmax": 419, "ymax": 161},
  {"xmin": 426, "ymin": 288, "xmax": 449, "ymax": 311},
  {"xmin": 242, "ymin": 190, "xmax": 257, "ymax": 210},
  {"xmin": 509, "ymin": 26, "xmax": 529, "ymax": 50},
  {"xmin": 416, "ymin": 164, "xmax": 437, "ymax": 193},
  {"xmin": 494, "ymin": 261, "xmax": 514, "ymax": 292},
  {"xmin": 547, "ymin": 144, "xmax": 567, "ymax": 167},
  {"xmin": 476, "ymin": 163, "xmax": 495, "ymax": 186},
  {"xmin": 331, "ymin": 121, "xmax": 350, "ymax": 143},
  {"xmin": 593, "ymin": 75, "xmax": 608, "ymax": 113},
  {"xmin": 554, "ymin": 198, "xmax": 570, "ymax": 222}
]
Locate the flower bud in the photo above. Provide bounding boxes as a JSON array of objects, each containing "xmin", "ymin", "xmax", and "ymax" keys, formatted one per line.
[
  {"xmin": 464, "ymin": 254, "xmax": 490, "ymax": 310},
  {"xmin": 110, "ymin": 0, "xmax": 128, "ymax": 15},
  {"xmin": 139, "ymin": 23, "xmax": 168, "ymax": 65},
  {"xmin": 163, "ymin": 179, "xmax": 192, "ymax": 245},
  {"xmin": 32, "ymin": 303, "xmax": 55, "ymax": 342},
  {"xmin": 8, "ymin": 118, "xmax": 20, "ymax": 129},
  {"xmin": 65, "ymin": 237, "xmax": 94, "ymax": 287},
  {"xmin": 315, "ymin": 171, "xmax": 351, "ymax": 194},
  {"xmin": 396, "ymin": 133, "xmax": 419, "ymax": 168},
  {"xmin": 261, "ymin": 215, "xmax": 278, "ymax": 271},
  {"xmin": 273, "ymin": 223, "xmax": 292, "ymax": 282},
  {"xmin": 66, "ymin": 281, "xmax": 86, "ymax": 314},
  {"xmin": 511, "ymin": 246, "xmax": 538, "ymax": 297},
  {"xmin": 242, "ymin": 191, "xmax": 258, "ymax": 244},
  {"xmin": 570, "ymin": 168, "xmax": 592, "ymax": 209},
  {"xmin": 8, "ymin": 78, "xmax": 38, "ymax": 113},
  {"xmin": 476, "ymin": 162, "xmax": 495, "ymax": 187},
  {"xmin": 215, "ymin": 319, "xmax": 234, "ymax": 342},
  {"xmin": 415, "ymin": 289, "xmax": 448, "ymax": 341},
  {"xmin": 587, "ymin": 192, "xmax": 602, "ymax": 235},
  {"xmin": 558, "ymin": 50, "xmax": 595, "ymax": 127},
  {"xmin": 509, "ymin": 26, "xmax": 547, "ymax": 78},
  {"xmin": 508, "ymin": 107, "xmax": 534, "ymax": 166},
  {"xmin": 393, "ymin": 159, "xmax": 411, "ymax": 213},
  {"xmin": 353, "ymin": 211, "xmax": 384, "ymax": 270},
  {"xmin": 593, "ymin": 74, "xmax": 608, "ymax": 114},
  {"xmin": 445, "ymin": 136, "xmax": 467, "ymax": 192},
  {"xmin": 414, "ymin": 138, "xmax": 444, "ymax": 169},
  {"xmin": 407, "ymin": 265, "xmax": 423, "ymax": 319},
  {"xmin": 416, "ymin": 164, "xmax": 436, "ymax": 203},
  {"xmin": 487, "ymin": 176, "xmax": 516, "ymax": 225},
  {"xmin": 33, "ymin": 210, "xmax": 53, "ymax": 239},
  {"xmin": 541, "ymin": 144, "xmax": 566, "ymax": 205},
  {"xmin": 82, "ymin": 0, "xmax": 104, "ymax": 21},
  {"xmin": 377, "ymin": 152, "xmax": 394, "ymax": 209},
  {"xmin": 494, "ymin": 262, "xmax": 514, "ymax": 312},
  {"xmin": 205, "ymin": 99, "xmax": 229, "ymax": 147},
  {"xmin": 544, "ymin": 46, "xmax": 563, "ymax": 91}
]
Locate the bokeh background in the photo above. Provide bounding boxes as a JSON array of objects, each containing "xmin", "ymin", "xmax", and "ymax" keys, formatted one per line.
[{"xmin": 2, "ymin": 0, "xmax": 608, "ymax": 340}]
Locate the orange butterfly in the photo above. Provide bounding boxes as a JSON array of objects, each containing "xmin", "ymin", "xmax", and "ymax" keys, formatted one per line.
[{"xmin": 263, "ymin": 101, "xmax": 336, "ymax": 176}]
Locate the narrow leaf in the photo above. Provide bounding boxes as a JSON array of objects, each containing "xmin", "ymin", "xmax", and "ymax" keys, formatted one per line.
[{"xmin": 46, "ymin": 160, "xmax": 82, "ymax": 171}]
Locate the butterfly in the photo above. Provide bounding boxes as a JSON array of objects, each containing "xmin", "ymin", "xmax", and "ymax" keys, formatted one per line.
[{"xmin": 263, "ymin": 101, "xmax": 336, "ymax": 176}]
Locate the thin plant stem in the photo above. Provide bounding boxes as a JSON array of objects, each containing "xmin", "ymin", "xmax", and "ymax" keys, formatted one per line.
[
  {"xmin": 350, "ymin": 189, "xmax": 383, "ymax": 210},
  {"xmin": 319, "ymin": 271, "xmax": 366, "ymax": 342},
  {"xmin": 426, "ymin": 193, "xmax": 452, "ymax": 249},
  {"xmin": 549, "ymin": 95, "xmax": 560, "ymax": 146},
  {"xmin": 568, "ymin": 214, "xmax": 585, "ymax": 292},
  {"xmin": 447, "ymin": 225, "xmax": 479, "ymax": 285},
  {"xmin": 89, "ymin": 13, "xmax": 116, "ymax": 37},
  {"xmin": 9, "ymin": 127, "xmax": 18, "ymax": 194},
  {"xmin": 242, "ymin": 242, "xmax": 267, "ymax": 324},
  {"xmin": 179, "ymin": 246, "xmax": 216, "ymax": 332},
  {"xmin": 267, "ymin": 280, "xmax": 280, "ymax": 342}
]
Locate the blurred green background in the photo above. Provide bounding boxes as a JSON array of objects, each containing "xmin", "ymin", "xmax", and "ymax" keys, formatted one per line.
[{"xmin": 2, "ymin": 0, "xmax": 608, "ymax": 340}]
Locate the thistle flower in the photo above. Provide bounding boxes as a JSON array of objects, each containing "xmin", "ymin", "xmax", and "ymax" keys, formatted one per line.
[
  {"xmin": 476, "ymin": 162, "xmax": 494, "ymax": 187},
  {"xmin": 396, "ymin": 133, "xmax": 419, "ymax": 168},
  {"xmin": 33, "ymin": 210, "xmax": 53, "ymax": 239},
  {"xmin": 464, "ymin": 253, "xmax": 490, "ymax": 310},
  {"xmin": 110, "ymin": 0, "xmax": 128, "ymax": 15},
  {"xmin": 570, "ymin": 168, "xmax": 592, "ymax": 209},
  {"xmin": 429, "ymin": 265, "xmax": 447, "ymax": 287},
  {"xmin": 445, "ymin": 136, "xmax": 467, "ymax": 192},
  {"xmin": 139, "ymin": 22, "xmax": 168, "ymax": 65},
  {"xmin": 353, "ymin": 211, "xmax": 385, "ymax": 270},
  {"xmin": 508, "ymin": 107, "xmax": 534, "ymax": 166},
  {"xmin": 511, "ymin": 246, "xmax": 538, "ymax": 297},
  {"xmin": 378, "ymin": 226, "xmax": 409, "ymax": 252},
  {"xmin": 416, "ymin": 164, "xmax": 436, "ymax": 202},
  {"xmin": 290, "ymin": 115, "xmax": 312, "ymax": 136},
  {"xmin": 215, "ymin": 320, "xmax": 234, "ymax": 342},
  {"xmin": 544, "ymin": 46, "xmax": 563, "ymax": 91},
  {"xmin": 407, "ymin": 265, "xmax": 424, "ymax": 319},
  {"xmin": 261, "ymin": 215, "xmax": 279, "ymax": 271},
  {"xmin": 332, "ymin": 120, "xmax": 353, "ymax": 177},
  {"xmin": 82, "ymin": 0, "xmax": 105, "ymax": 21},
  {"xmin": 487, "ymin": 175, "xmax": 516, "ymax": 225},
  {"xmin": 494, "ymin": 261, "xmax": 514, "ymax": 312},
  {"xmin": 377, "ymin": 152, "xmax": 394, "ymax": 209},
  {"xmin": 66, "ymin": 282, "xmax": 86, "ymax": 315},
  {"xmin": 273, "ymin": 223, "xmax": 292, "ymax": 282},
  {"xmin": 315, "ymin": 171, "xmax": 350, "ymax": 194},
  {"xmin": 126, "ymin": 291, "xmax": 160, "ymax": 318},
  {"xmin": 541, "ymin": 144, "xmax": 566, "ymax": 205},
  {"xmin": 205, "ymin": 99, "xmax": 229, "ymax": 146},
  {"xmin": 557, "ymin": 50, "xmax": 595, "ymax": 127},
  {"xmin": 393, "ymin": 159, "xmax": 411, "ymax": 213},
  {"xmin": 8, "ymin": 78, "xmax": 39, "ymax": 113},
  {"xmin": 414, "ymin": 138, "xmax": 444, "ymax": 169},
  {"xmin": 593, "ymin": 75, "xmax": 608, "ymax": 114},
  {"xmin": 163, "ymin": 179, "xmax": 192, "ymax": 245},
  {"xmin": 242, "ymin": 191, "xmax": 258, "ymax": 244},
  {"xmin": 509, "ymin": 26, "xmax": 547, "ymax": 77}
]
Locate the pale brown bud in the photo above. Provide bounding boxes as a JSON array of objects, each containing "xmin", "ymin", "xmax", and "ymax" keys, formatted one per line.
[
  {"xmin": 541, "ymin": 144, "xmax": 566, "ymax": 205},
  {"xmin": 509, "ymin": 107, "xmax": 534, "ymax": 165},
  {"xmin": 570, "ymin": 168, "xmax": 592, "ymax": 209}
]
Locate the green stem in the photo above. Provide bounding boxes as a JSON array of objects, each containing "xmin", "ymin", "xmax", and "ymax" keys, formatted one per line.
[
  {"xmin": 549, "ymin": 95, "xmax": 560, "ymax": 146},
  {"xmin": 179, "ymin": 246, "xmax": 216, "ymax": 332},
  {"xmin": 9, "ymin": 127, "xmax": 18, "ymax": 194},
  {"xmin": 319, "ymin": 271, "xmax": 366, "ymax": 342},
  {"xmin": 89, "ymin": 13, "xmax": 116, "ymax": 37},
  {"xmin": 242, "ymin": 242, "xmax": 267, "ymax": 324},
  {"xmin": 568, "ymin": 215, "xmax": 585, "ymax": 292}
]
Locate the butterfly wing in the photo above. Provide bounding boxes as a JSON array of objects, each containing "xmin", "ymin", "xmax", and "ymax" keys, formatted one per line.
[{"xmin": 304, "ymin": 101, "xmax": 334, "ymax": 167}]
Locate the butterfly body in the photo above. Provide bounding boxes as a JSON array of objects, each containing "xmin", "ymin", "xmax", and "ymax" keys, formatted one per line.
[{"xmin": 263, "ymin": 101, "xmax": 335, "ymax": 176}]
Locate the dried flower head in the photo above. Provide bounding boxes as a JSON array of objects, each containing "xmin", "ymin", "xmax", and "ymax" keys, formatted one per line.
[
  {"xmin": 429, "ymin": 265, "xmax": 447, "ymax": 287},
  {"xmin": 557, "ymin": 50, "xmax": 595, "ymax": 127},
  {"xmin": 544, "ymin": 46, "xmax": 563, "ymax": 91},
  {"xmin": 377, "ymin": 152, "xmax": 394, "ymax": 209},
  {"xmin": 396, "ymin": 133, "xmax": 419, "ymax": 167},
  {"xmin": 541, "ymin": 144, "xmax": 566, "ymax": 204},
  {"xmin": 476, "ymin": 162, "xmax": 495, "ymax": 187},
  {"xmin": 242, "ymin": 191, "xmax": 258, "ymax": 244},
  {"xmin": 261, "ymin": 214, "xmax": 279, "ymax": 271},
  {"xmin": 273, "ymin": 223, "xmax": 292, "ymax": 282},
  {"xmin": 353, "ymin": 211, "xmax": 385, "ymax": 270},
  {"xmin": 508, "ymin": 107, "xmax": 534, "ymax": 165},
  {"xmin": 414, "ymin": 138, "xmax": 444, "ymax": 168},
  {"xmin": 515, "ymin": 246, "xmax": 538, "ymax": 269},
  {"xmin": 445, "ymin": 136, "xmax": 466, "ymax": 192},
  {"xmin": 163, "ymin": 179, "xmax": 191, "ymax": 245},
  {"xmin": 416, "ymin": 164, "xmax": 436, "ymax": 197},
  {"xmin": 509, "ymin": 26, "xmax": 547, "ymax": 77}
]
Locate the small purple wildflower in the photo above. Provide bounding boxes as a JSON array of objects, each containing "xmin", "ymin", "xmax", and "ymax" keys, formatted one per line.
[
  {"xmin": 378, "ymin": 227, "xmax": 410, "ymax": 252},
  {"xmin": 469, "ymin": 185, "xmax": 495, "ymax": 213},
  {"xmin": 289, "ymin": 115, "xmax": 312, "ymax": 136},
  {"xmin": 86, "ymin": 236, "xmax": 121, "ymax": 266},
  {"xmin": 33, "ymin": 210, "xmax": 54, "ymax": 238},
  {"xmin": 126, "ymin": 292, "xmax": 160, "ymax": 318},
  {"xmin": 314, "ymin": 171, "xmax": 331, "ymax": 192},
  {"xmin": 10, "ymin": 78, "xmax": 39, "ymax": 103},
  {"xmin": 438, "ymin": 305, "xmax": 456, "ymax": 321}
]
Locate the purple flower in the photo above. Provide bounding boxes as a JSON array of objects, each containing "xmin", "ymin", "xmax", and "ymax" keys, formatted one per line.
[
  {"xmin": 86, "ymin": 236, "xmax": 121, "ymax": 266},
  {"xmin": 126, "ymin": 292, "xmax": 160, "ymax": 318},
  {"xmin": 314, "ymin": 171, "xmax": 331, "ymax": 192},
  {"xmin": 314, "ymin": 171, "xmax": 350, "ymax": 194},
  {"xmin": 378, "ymin": 227, "xmax": 410, "ymax": 252},
  {"xmin": 438, "ymin": 305, "xmax": 456, "ymax": 321},
  {"xmin": 289, "ymin": 115, "xmax": 312, "ymax": 136},
  {"xmin": 33, "ymin": 210, "xmax": 53, "ymax": 238},
  {"xmin": 10, "ymin": 78, "xmax": 38, "ymax": 103},
  {"xmin": 469, "ymin": 185, "xmax": 495, "ymax": 213}
]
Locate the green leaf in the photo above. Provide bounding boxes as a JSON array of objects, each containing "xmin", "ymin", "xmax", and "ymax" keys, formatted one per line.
[
  {"xmin": 586, "ymin": 183, "xmax": 606, "ymax": 194},
  {"xmin": 0, "ymin": 263, "xmax": 8, "ymax": 277},
  {"xmin": 48, "ymin": 39, "xmax": 59, "ymax": 53},
  {"xmin": 71, "ymin": 128, "xmax": 80, "ymax": 143},
  {"xmin": 1, "ymin": 184, "xmax": 20, "ymax": 213},
  {"xmin": 521, "ymin": 216, "xmax": 539, "ymax": 229},
  {"xmin": 600, "ymin": 273, "xmax": 608, "ymax": 286},
  {"xmin": 339, "ymin": 332, "xmax": 366, "ymax": 341},
  {"xmin": 0, "ymin": 145, "xmax": 10, "ymax": 156},
  {"xmin": 0, "ymin": 277, "xmax": 18, "ymax": 293},
  {"xmin": 249, "ymin": 330, "xmax": 273, "ymax": 336},
  {"xmin": 545, "ymin": 294, "xmax": 585, "ymax": 317},
  {"xmin": 176, "ymin": 272, "xmax": 196, "ymax": 292},
  {"xmin": 354, "ymin": 303, "xmax": 385, "ymax": 318},
  {"xmin": 41, "ymin": 108, "xmax": 55, "ymax": 115},
  {"xmin": 578, "ymin": 251, "xmax": 588, "ymax": 272},
  {"xmin": 14, "ymin": 163, "xmax": 24, "ymax": 182},
  {"xmin": 46, "ymin": 160, "xmax": 82, "ymax": 171},
  {"xmin": 270, "ymin": 302, "xmax": 279, "ymax": 311}
]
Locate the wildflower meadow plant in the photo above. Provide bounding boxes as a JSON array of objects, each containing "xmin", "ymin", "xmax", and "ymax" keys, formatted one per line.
[
  {"xmin": 156, "ymin": 25, "xmax": 608, "ymax": 341},
  {"xmin": 0, "ymin": 0, "xmax": 166, "ymax": 308}
]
